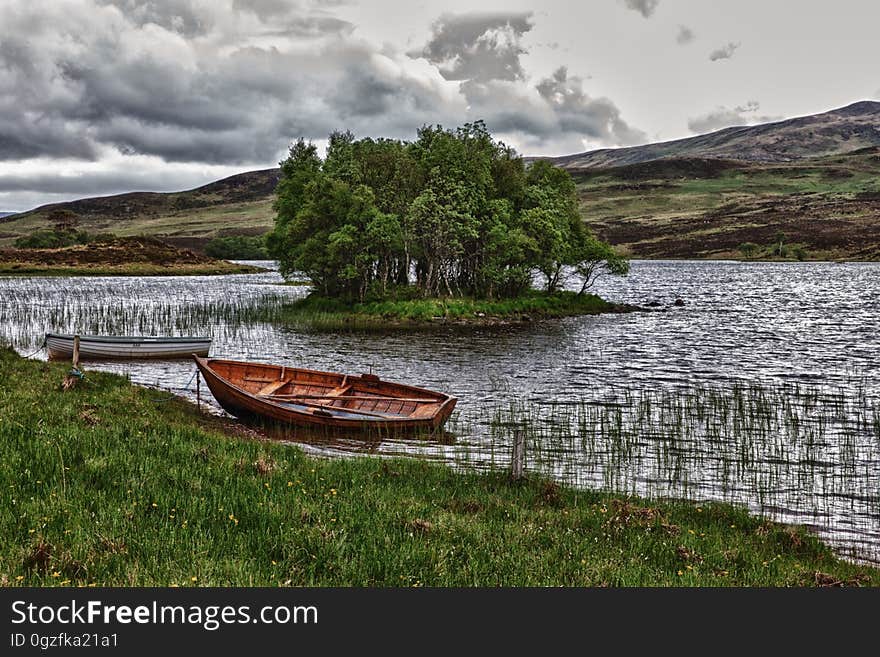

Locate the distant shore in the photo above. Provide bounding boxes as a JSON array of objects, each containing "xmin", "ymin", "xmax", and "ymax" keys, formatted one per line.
[{"xmin": 0, "ymin": 236, "xmax": 267, "ymax": 276}]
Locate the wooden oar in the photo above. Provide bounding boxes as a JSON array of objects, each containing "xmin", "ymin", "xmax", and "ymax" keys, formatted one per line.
[{"xmin": 267, "ymin": 393, "xmax": 438, "ymax": 404}]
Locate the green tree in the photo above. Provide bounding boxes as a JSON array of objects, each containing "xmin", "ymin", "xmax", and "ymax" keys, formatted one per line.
[
  {"xmin": 270, "ymin": 123, "xmax": 627, "ymax": 301},
  {"xmin": 266, "ymin": 139, "xmax": 322, "ymax": 262},
  {"xmin": 738, "ymin": 242, "xmax": 760, "ymax": 259}
]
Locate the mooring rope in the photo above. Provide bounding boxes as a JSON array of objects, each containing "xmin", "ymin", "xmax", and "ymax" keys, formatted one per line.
[{"xmin": 20, "ymin": 336, "xmax": 47, "ymax": 359}]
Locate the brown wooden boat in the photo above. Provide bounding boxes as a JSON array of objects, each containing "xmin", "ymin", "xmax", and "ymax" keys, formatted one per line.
[{"xmin": 193, "ymin": 356, "xmax": 457, "ymax": 432}]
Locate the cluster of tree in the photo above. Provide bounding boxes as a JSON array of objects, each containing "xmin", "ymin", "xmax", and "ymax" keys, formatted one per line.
[
  {"xmin": 268, "ymin": 122, "xmax": 628, "ymax": 301},
  {"xmin": 204, "ymin": 235, "xmax": 269, "ymax": 260},
  {"xmin": 14, "ymin": 210, "xmax": 110, "ymax": 249},
  {"xmin": 14, "ymin": 229, "xmax": 92, "ymax": 249},
  {"xmin": 738, "ymin": 231, "xmax": 807, "ymax": 261}
]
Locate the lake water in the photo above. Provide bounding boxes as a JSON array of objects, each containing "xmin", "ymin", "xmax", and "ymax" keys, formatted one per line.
[{"xmin": 1, "ymin": 260, "xmax": 878, "ymax": 563}]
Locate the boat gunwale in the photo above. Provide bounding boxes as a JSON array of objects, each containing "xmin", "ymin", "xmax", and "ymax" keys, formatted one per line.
[
  {"xmin": 46, "ymin": 332, "xmax": 211, "ymax": 345},
  {"xmin": 194, "ymin": 356, "xmax": 457, "ymax": 427}
]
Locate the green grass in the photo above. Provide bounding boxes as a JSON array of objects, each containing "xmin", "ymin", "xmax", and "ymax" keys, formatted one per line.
[
  {"xmin": 0, "ymin": 348, "xmax": 877, "ymax": 586},
  {"xmin": 277, "ymin": 290, "xmax": 628, "ymax": 329}
]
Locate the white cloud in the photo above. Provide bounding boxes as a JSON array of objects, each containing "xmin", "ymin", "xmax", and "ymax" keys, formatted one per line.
[{"xmin": 687, "ymin": 101, "xmax": 781, "ymax": 133}]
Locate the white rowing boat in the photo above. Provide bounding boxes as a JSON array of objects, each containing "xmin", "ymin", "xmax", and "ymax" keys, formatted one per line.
[{"xmin": 45, "ymin": 332, "xmax": 211, "ymax": 360}]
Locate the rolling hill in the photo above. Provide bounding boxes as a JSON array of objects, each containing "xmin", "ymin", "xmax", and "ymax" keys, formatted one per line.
[
  {"xmin": 2, "ymin": 101, "xmax": 879, "ymax": 259},
  {"xmin": 544, "ymin": 100, "xmax": 880, "ymax": 169},
  {"xmin": 0, "ymin": 169, "xmax": 280, "ymax": 251}
]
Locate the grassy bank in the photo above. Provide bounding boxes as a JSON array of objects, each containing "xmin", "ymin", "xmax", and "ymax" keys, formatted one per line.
[
  {"xmin": 277, "ymin": 290, "xmax": 635, "ymax": 330},
  {"xmin": 0, "ymin": 348, "xmax": 876, "ymax": 586}
]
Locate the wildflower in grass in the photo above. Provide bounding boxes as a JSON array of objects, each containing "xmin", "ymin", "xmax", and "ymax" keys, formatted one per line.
[
  {"xmin": 151, "ymin": 503, "xmax": 158, "ymax": 508},
  {"xmin": 228, "ymin": 514, "xmax": 238, "ymax": 526},
  {"xmin": 51, "ymin": 571, "xmax": 60, "ymax": 578},
  {"xmin": 16, "ymin": 575, "xmax": 24, "ymax": 582},
  {"xmin": 677, "ymin": 570, "xmax": 683, "ymax": 576},
  {"xmin": 191, "ymin": 576, "xmax": 197, "ymax": 582}
]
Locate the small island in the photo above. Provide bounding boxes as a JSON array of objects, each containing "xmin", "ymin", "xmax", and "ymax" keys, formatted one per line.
[{"xmin": 267, "ymin": 123, "xmax": 631, "ymax": 327}]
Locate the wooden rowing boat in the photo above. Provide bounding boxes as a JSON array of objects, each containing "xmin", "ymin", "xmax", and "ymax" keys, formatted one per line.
[
  {"xmin": 46, "ymin": 332, "xmax": 211, "ymax": 360},
  {"xmin": 193, "ymin": 356, "xmax": 457, "ymax": 432}
]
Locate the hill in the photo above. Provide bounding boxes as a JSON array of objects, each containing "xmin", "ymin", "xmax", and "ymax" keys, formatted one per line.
[
  {"xmin": 2, "ymin": 102, "xmax": 879, "ymax": 260},
  {"xmin": 576, "ymin": 148, "xmax": 880, "ymax": 260},
  {"xmin": 545, "ymin": 101, "xmax": 880, "ymax": 169},
  {"xmin": 0, "ymin": 169, "xmax": 279, "ymax": 250}
]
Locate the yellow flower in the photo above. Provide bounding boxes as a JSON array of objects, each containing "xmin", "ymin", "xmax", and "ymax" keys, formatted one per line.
[
  {"xmin": 191, "ymin": 576, "xmax": 197, "ymax": 582},
  {"xmin": 15, "ymin": 575, "xmax": 24, "ymax": 581},
  {"xmin": 677, "ymin": 570, "xmax": 683, "ymax": 576},
  {"xmin": 151, "ymin": 503, "xmax": 158, "ymax": 508},
  {"xmin": 287, "ymin": 481, "xmax": 293, "ymax": 487},
  {"xmin": 51, "ymin": 571, "xmax": 60, "ymax": 578}
]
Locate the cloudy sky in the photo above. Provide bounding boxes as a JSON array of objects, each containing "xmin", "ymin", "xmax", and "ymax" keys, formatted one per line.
[{"xmin": 1, "ymin": 0, "xmax": 878, "ymax": 211}]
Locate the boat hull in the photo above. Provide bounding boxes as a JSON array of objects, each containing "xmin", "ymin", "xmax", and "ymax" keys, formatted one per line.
[
  {"xmin": 194, "ymin": 356, "xmax": 456, "ymax": 433},
  {"xmin": 46, "ymin": 333, "xmax": 211, "ymax": 360}
]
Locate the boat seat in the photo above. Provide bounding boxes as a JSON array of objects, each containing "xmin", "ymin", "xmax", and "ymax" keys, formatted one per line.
[
  {"xmin": 326, "ymin": 384, "xmax": 352, "ymax": 398},
  {"xmin": 410, "ymin": 404, "xmax": 439, "ymax": 418},
  {"xmin": 256, "ymin": 380, "xmax": 288, "ymax": 396}
]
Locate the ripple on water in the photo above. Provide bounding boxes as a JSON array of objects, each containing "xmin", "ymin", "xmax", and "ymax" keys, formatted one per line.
[{"xmin": 2, "ymin": 260, "xmax": 879, "ymax": 563}]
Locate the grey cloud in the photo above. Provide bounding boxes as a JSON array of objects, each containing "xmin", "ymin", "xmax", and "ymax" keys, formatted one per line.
[
  {"xmin": 709, "ymin": 42, "xmax": 740, "ymax": 61},
  {"xmin": 676, "ymin": 25, "xmax": 695, "ymax": 45},
  {"xmin": 96, "ymin": 0, "xmax": 211, "ymax": 36},
  {"xmin": 410, "ymin": 12, "xmax": 534, "ymax": 82},
  {"xmin": 621, "ymin": 0, "xmax": 660, "ymax": 18},
  {"xmin": 0, "ymin": 2, "xmax": 455, "ymax": 164},
  {"xmin": 460, "ymin": 67, "xmax": 646, "ymax": 149},
  {"xmin": 232, "ymin": 0, "xmax": 297, "ymax": 20},
  {"xmin": 688, "ymin": 101, "xmax": 780, "ymax": 133},
  {"xmin": 0, "ymin": 169, "xmax": 214, "ymax": 196},
  {"xmin": 534, "ymin": 67, "xmax": 646, "ymax": 144}
]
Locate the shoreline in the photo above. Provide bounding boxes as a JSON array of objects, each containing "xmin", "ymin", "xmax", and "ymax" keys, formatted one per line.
[
  {"xmin": 275, "ymin": 291, "xmax": 644, "ymax": 329},
  {"xmin": 0, "ymin": 348, "xmax": 876, "ymax": 586},
  {"xmin": 0, "ymin": 262, "xmax": 267, "ymax": 276}
]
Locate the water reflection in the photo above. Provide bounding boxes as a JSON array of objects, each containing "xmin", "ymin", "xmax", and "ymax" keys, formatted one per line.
[{"xmin": 1, "ymin": 259, "xmax": 879, "ymax": 562}]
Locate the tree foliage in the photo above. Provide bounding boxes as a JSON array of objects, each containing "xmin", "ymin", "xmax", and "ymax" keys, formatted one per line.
[{"xmin": 268, "ymin": 122, "xmax": 628, "ymax": 301}]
